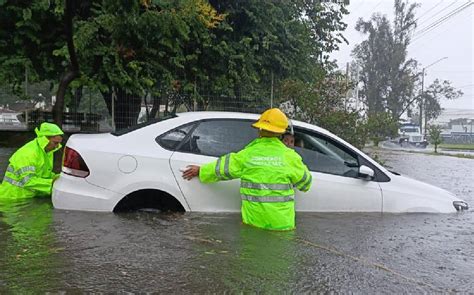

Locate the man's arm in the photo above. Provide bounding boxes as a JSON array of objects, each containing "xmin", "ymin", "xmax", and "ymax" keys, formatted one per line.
[
  {"xmin": 182, "ymin": 151, "xmax": 244, "ymax": 183},
  {"xmin": 9, "ymin": 155, "xmax": 55, "ymax": 195},
  {"xmin": 291, "ymin": 154, "xmax": 312, "ymax": 192}
]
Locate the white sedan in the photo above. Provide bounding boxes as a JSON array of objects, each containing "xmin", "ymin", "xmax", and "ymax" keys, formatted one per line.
[{"xmin": 53, "ymin": 111, "xmax": 469, "ymax": 213}]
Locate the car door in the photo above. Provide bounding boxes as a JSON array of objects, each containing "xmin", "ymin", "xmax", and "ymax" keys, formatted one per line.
[
  {"xmin": 167, "ymin": 119, "xmax": 258, "ymax": 212},
  {"xmin": 293, "ymin": 128, "xmax": 383, "ymax": 212}
]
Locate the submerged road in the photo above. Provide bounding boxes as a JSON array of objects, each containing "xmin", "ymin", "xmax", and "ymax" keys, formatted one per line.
[{"xmin": 0, "ymin": 147, "xmax": 473, "ymax": 293}]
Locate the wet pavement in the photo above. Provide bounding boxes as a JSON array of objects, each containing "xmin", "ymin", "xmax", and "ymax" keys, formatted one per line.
[{"xmin": 0, "ymin": 147, "xmax": 473, "ymax": 293}]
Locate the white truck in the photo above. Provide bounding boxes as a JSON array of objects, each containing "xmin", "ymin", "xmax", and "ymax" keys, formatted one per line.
[{"xmin": 397, "ymin": 123, "xmax": 428, "ymax": 148}]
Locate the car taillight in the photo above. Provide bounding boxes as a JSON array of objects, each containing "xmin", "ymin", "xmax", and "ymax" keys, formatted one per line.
[{"xmin": 62, "ymin": 147, "xmax": 90, "ymax": 178}]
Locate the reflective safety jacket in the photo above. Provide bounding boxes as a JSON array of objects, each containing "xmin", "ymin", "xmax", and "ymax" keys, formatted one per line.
[
  {"xmin": 199, "ymin": 137, "xmax": 312, "ymax": 231},
  {"xmin": 0, "ymin": 136, "xmax": 61, "ymax": 200}
]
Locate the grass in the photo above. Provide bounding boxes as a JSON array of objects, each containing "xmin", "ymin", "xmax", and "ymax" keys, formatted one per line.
[
  {"xmin": 368, "ymin": 145, "xmax": 474, "ymax": 160},
  {"xmin": 402, "ymin": 150, "xmax": 474, "ymax": 159},
  {"xmin": 429, "ymin": 152, "xmax": 474, "ymax": 159},
  {"xmin": 438, "ymin": 143, "xmax": 474, "ymax": 151}
]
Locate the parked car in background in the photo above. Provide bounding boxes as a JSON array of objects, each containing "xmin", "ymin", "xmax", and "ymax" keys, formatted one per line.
[
  {"xmin": 0, "ymin": 112, "xmax": 23, "ymax": 126},
  {"xmin": 52, "ymin": 112, "xmax": 468, "ymax": 213}
]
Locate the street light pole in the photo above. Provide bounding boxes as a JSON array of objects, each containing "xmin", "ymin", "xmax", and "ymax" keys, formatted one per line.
[
  {"xmin": 419, "ymin": 68, "xmax": 425, "ymax": 130},
  {"xmin": 419, "ymin": 56, "xmax": 448, "ymax": 135}
]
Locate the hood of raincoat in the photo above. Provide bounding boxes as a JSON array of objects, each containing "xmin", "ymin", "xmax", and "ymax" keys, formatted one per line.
[{"xmin": 35, "ymin": 123, "xmax": 64, "ymax": 153}]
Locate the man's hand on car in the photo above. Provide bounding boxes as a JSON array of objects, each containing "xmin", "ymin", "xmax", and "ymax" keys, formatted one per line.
[{"xmin": 182, "ymin": 165, "xmax": 200, "ymax": 180}]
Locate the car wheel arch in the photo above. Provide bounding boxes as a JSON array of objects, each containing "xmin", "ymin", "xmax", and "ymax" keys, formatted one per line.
[{"xmin": 113, "ymin": 188, "xmax": 186, "ymax": 213}]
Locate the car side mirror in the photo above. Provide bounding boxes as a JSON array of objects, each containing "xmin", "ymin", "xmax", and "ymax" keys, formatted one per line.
[{"xmin": 359, "ymin": 165, "xmax": 375, "ymax": 180}]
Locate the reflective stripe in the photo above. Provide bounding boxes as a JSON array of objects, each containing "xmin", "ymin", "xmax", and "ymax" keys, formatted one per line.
[
  {"xmin": 301, "ymin": 174, "xmax": 312, "ymax": 191},
  {"xmin": 223, "ymin": 154, "xmax": 231, "ymax": 179},
  {"xmin": 215, "ymin": 157, "xmax": 223, "ymax": 179},
  {"xmin": 241, "ymin": 194, "xmax": 294, "ymax": 203},
  {"xmin": 6, "ymin": 165, "xmax": 36, "ymax": 175},
  {"xmin": 241, "ymin": 181, "xmax": 292, "ymax": 190},
  {"xmin": 215, "ymin": 154, "xmax": 231, "ymax": 180},
  {"xmin": 3, "ymin": 175, "xmax": 32, "ymax": 187},
  {"xmin": 294, "ymin": 171, "xmax": 308, "ymax": 188},
  {"xmin": 17, "ymin": 166, "xmax": 36, "ymax": 175}
]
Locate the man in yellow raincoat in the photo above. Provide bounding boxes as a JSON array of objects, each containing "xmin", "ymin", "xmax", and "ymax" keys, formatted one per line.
[
  {"xmin": 0, "ymin": 122, "xmax": 64, "ymax": 199},
  {"xmin": 182, "ymin": 108, "xmax": 312, "ymax": 231}
]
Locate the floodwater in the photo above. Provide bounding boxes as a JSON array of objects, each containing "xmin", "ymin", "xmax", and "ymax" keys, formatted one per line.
[{"xmin": 0, "ymin": 147, "xmax": 473, "ymax": 293}]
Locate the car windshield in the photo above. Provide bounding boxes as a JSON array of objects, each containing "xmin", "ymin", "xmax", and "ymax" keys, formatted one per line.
[{"xmin": 400, "ymin": 128, "xmax": 419, "ymax": 133}]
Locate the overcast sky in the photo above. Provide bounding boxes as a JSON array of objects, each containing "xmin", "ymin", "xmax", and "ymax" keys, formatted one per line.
[{"xmin": 331, "ymin": 0, "xmax": 474, "ymax": 110}]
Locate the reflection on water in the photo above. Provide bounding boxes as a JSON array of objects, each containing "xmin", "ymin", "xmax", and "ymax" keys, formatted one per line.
[
  {"xmin": 0, "ymin": 148, "xmax": 473, "ymax": 292},
  {"xmin": 0, "ymin": 199, "xmax": 64, "ymax": 293}
]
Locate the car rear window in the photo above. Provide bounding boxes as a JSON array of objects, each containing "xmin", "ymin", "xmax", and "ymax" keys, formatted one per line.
[{"xmin": 111, "ymin": 114, "xmax": 177, "ymax": 136}]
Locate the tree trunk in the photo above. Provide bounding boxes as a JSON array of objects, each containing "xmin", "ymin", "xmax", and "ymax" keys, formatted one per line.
[
  {"xmin": 150, "ymin": 95, "xmax": 161, "ymax": 119},
  {"xmin": 70, "ymin": 86, "xmax": 83, "ymax": 113},
  {"xmin": 53, "ymin": 0, "xmax": 79, "ymax": 126},
  {"xmin": 103, "ymin": 88, "xmax": 142, "ymax": 130}
]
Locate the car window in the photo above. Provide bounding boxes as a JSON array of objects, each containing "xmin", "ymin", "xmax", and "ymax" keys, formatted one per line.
[
  {"xmin": 293, "ymin": 129, "xmax": 360, "ymax": 178},
  {"xmin": 156, "ymin": 123, "xmax": 195, "ymax": 151},
  {"xmin": 178, "ymin": 119, "xmax": 257, "ymax": 157}
]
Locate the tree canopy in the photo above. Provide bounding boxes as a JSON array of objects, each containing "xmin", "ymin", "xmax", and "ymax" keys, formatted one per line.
[
  {"xmin": 352, "ymin": 0, "xmax": 418, "ymax": 118},
  {"xmin": 0, "ymin": 0, "xmax": 350, "ymax": 129}
]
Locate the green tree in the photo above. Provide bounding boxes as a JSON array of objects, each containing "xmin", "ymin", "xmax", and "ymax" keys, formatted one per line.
[
  {"xmin": 197, "ymin": 1, "xmax": 348, "ymax": 100},
  {"xmin": 352, "ymin": 0, "xmax": 418, "ymax": 118},
  {"xmin": 1, "ymin": 0, "xmax": 350, "ymax": 130},
  {"xmin": 0, "ymin": 0, "xmax": 88, "ymax": 125},
  {"xmin": 423, "ymin": 79, "xmax": 463, "ymax": 126},
  {"xmin": 278, "ymin": 69, "xmax": 368, "ymax": 149},
  {"xmin": 428, "ymin": 124, "xmax": 443, "ymax": 153},
  {"xmin": 366, "ymin": 112, "xmax": 398, "ymax": 147},
  {"xmin": 71, "ymin": 0, "xmax": 226, "ymax": 129}
]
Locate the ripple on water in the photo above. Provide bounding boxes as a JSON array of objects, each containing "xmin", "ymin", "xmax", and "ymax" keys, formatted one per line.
[{"xmin": 0, "ymin": 148, "xmax": 473, "ymax": 292}]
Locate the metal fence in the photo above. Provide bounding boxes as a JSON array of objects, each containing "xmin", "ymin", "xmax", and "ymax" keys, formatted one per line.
[
  {"xmin": 1, "ymin": 86, "xmax": 275, "ymax": 133},
  {"xmin": 441, "ymin": 133, "xmax": 474, "ymax": 144}
]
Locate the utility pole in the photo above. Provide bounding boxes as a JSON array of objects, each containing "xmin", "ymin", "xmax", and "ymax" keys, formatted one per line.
[
  {"xmin": 355, "ymin": 64, "xmax": 360, "ymax": 111},
  {"xmin": 111, "ymin": 87, "xmax": 116, "ymax": 131},
  {"xmin": 419, "ymin": 68, "xmax": 424, "ymax": 131},
  {"xmin": 345, "ymin": 62, "xmax": 350, "ymax": 110},
  {"xmin": 419, "ymin": 57, "xmax": 448, "ymax": 135},
  {"xmin": 25, "ymin": 64, "xmax": 29, "ymax": 127},
  {"xmin": 270, "ymin": 71, "xmax": 274, "ymax": 108},
  {"xmin": 24, "ymin": 64, "xmax": 28, "ymax": 97}
]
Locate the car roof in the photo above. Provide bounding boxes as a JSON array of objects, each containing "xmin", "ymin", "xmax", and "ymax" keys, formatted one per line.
[
  {"xmin": 176, "ymin": 111, "xmax": 328, "ymax": 134},
  {"xmin": 176, "ymin": 111, "xmax": 260, "ymax": 120}
]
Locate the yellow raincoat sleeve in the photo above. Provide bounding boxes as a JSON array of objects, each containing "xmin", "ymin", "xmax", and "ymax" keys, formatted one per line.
[
  {"xmin": 199, "ymin": 150, "xmax": 245, "ymax": 183},
  {"xmin": 11, "ymin": 154, "xmax": 54, "ymax": 196},
  {"xmin": 289, "ymin": 151, "xmax": 312, "ymax": 192}
]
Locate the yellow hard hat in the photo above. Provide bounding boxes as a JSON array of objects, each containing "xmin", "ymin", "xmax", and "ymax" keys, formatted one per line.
[{"xmin": 252, "ymin": 108, "xmax": 289, "ymax": 134}]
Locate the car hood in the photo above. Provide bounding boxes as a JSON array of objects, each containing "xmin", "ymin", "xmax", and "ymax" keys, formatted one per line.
[
  {"xmin": 381, "ymin": 172, "xmax": 468, "ymax": 213},
  {"xmin": 390, "ymin": 173, "xmax": 461, "ymax": 201}
]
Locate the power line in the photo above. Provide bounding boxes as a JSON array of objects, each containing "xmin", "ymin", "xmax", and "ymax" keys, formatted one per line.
[
  {"xmin": 415, "ymin": 0, "xmax": 444, "ymax": 23},
  {"xmin": 370, "ymin": 0, "xmax": 383, "ymax": 11},
  {"xmin": 456, "ymin": 84, "xmax": 474, "ymax": 88},
  {"xmin": 416, "ymin": 1, "xmax": 458, "ymax": 27},
  {"xmin": 409, "ymin": 6, "xmax": 472, "ymax": 50},
  {"xmin": 430, "ymin": 70, "xmax": 474, "ymax": 73},
  {"xmin": 349, "ymin": 0, "xmax": 366, "ymax": 14},
  {"xmin": 414, "ymin": 1, "xmax": 472, "ymax": 36},
  {"xmin": 411, "ymin": 1, "xmax": 473, "ymax": 43},
  {"xmin": 364, "ymin": 0, "xmax": 383, "ymax": 18}
]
